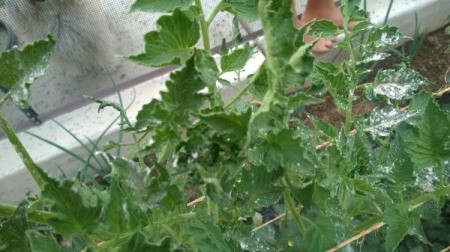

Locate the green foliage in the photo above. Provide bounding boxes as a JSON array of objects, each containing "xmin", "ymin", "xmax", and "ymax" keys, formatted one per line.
[
  {"xmin": 401, "ymin": 98, "xmax": 450, "ymax": 168},
  {"xmin": 0, "ymin": 202, "xmax": 31, "ymax": 251},
  {"xmin": 127, "ymin": 7, "xmax": 200, "ymax": 67},
  {"xmin": 0, "ymin": 0, "xmax": 449, "ymax": 251},
  {"xmin": 223, "ymin": 0, "xmax": 260, "ymax": 23},
  {"xmin": 130, "ymin": 0, "xmax": 194, "ymax": 12},
  {"xmin": 220, "ymin": 43, "xmax": 253, "ymax": 73},
  {"xmin": 0, "ymin": 35, "xmax": 54, "ymax": 108}
]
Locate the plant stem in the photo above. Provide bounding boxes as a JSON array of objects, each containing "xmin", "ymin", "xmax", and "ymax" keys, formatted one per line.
[
  {"xmin": 206, "ymin": 0, "xmax": 225, "ymax": 26},
  {"xmin": 0, "ymin": 203, "xmax": 57, "ymax": 223},
  {"xmin": 373, "ymin": 133, "xmax": 391, "ymax": 169},
  {"xmin": 195, "ymin": 0, "xmax": 218, "ymax": 108},
  {"xmin": 0, "ymin": 112, "xmax": 46, "ymax": 189},
  {"xmin": 132, "ymin": 133, "xmax": 146, "ymax": 169},
  {"xmin": 383, "ymin": 0, "xmax": 394, "ymax": 26},
  {"xmin": 283, "ymin": 190, "xmax": 306, "ymax": 236},
  {"xmin": 343, "ymin": 17, "xmax": 357, "ymax": 135},
  {"xmin": 344, "ymin": 89, "xmax": 354, "ymax": 135},
  {"xmin": 195, "ymin": 0, "xmax": 211, "ymax": 52},
  {"xmin": 224, "ymin": 82, "xmax": 252, "ymax": 109},
  {"xmin": 437, "ymin": 161, "xmax": 444, "ymax": 189},
  {"xmin": 0, "ymin": 91, "xmax": 11, "ymax": 107}
]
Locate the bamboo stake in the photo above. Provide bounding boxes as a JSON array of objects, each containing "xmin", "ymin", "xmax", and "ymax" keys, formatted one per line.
[
  {"xmin": 441, "ymin": 246, "xmax": 450, "ymax": 252},
  {"xmin": 187, "ymin": 196, "xmax": 206, "ymax": 207},
  {"xmin": 326, "ymin": 222, "xmax": 385, "ymax": 252},
  {"xmin": 252, "ymin": 213, "xmax": 286, "ymax": 232}
]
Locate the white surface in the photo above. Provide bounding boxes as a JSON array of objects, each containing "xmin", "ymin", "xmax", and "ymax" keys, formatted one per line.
[{"xmin": 1, "ymin": 0, "xmax": 449, "ymax": 203}]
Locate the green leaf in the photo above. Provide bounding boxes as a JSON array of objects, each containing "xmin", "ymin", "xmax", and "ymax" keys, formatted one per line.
[
  {"xmin": 248, "ymin": 61, "xmax": 269, "ymax": 98},
  {"xmin": 180, "ymin": 216, "xmax": 230, "ymax": 251},
  {"xmin": 200, "ymin": 109, "xmax": 251, "ymax": 142},
  {"xmin": 382, "ymin": 136, "xmax": 415, "ymax": 185},
  {"xmin": 248, "ymin": 129, "xmax": 313, "ymax": 172},
  {"xmin": 26, "ymin": 230, "xmax": 63, "ymax": 252},
  {"xmin": 40, "ymin": 177, "xmax": 102, "ymax": 237},
  {"xmin": 84, "ymin": 95, "xmax": 123, "ymax": 114},
  {"xmin": 223, "ymin": 0, "xmax": 260, "ymax": 22},
  {"xmin": 363, "ymin": 107, "xmax": 418, "ymax": 138},
  {"xmin": 0, "ymin": 35, "xmax": 54, "ymax": 107},
  {"xmin": 406, "ymin": 91, "xmax": 432, "ymax": 125},
  {"xmin": 314, "ymin": 61, "xmax": 349, "ymax": 112},
  {"xmin": 217, "ymin": 78, "xmax": 231, "ymax": 87},
  {"xmin": 127, "ymin": 8, "xmax": 200, "ymax": 67},
  {"xmin": 258, "ymin": 0, "xmax": 307, "ymax": 70},
  {"xmin": 351, "ymin": 20, "xmax": 373, "ymax": 34},
  {"xmin": 255, "ymin": 0, "xmax": 314, "ymax": 92},
  {"xmin": 308, "ymin": 19, "xmax": 340, "ymax": 40},
  {"xmin": 357, "ymin": 48, "xmax": 390, "ymax": 64},
  {"xmin": 232, "ymin": 16, "xmax": 244, "ymax": 46},
  {"xmin": 194, "ymin": 49, "xmax": 219, "ymax": 86},
  {"xmin": 220, "ymin": 39, "xmax": 228, "ymax": 56},
  {"xmin": 367, "ymin": 25, "xmax": 403, "ymax": 48},
  {"xmin": 104, "ymin": 180, "xmax": 131, "ymax": 236},
  {"xmin": 220, "ymin": 43, "xmax": 252, "ymax": 73},
  {"xmin": 130, "ymin": 0, "xmax": 193, "ymax": 12},
  {"xmin": 352, "ymin": 178, "xmax": 391, "ymax": 203},
  {"xmin": 0, "ymin": 202, "xmax": 30, "ymax": 252},
  {"xmin": 109, "ymin": 156, "xmax": 184, "ymax": 210},
  {"xmin": 308, "ymin": 114, "xmax": 338, "ymax": 139},
  {"xmin": 249, "ymin": 95, "xmax": 289, "ymax": 135},
  {"xmin": 133, "ymin": 55, "xmax": 209, "ymax": 130},
  {"xmin": 155, "ymin": 54, "xmax": 209, "ymax": 119},
  {"xmin": 339, "ymin": 0, "xmax": 368, "ymax": 22},
  {"xmin": 237, "ymin": 226, "xmax": 277, "ymax": 251},
  {"xmin": 287, "ymin": 43, "xmax": 314, "ymax": 74},
  {"xmin": 383, "ymin": 205, "xmax": 430, "ymax": 252},
  {"xmin": 304, "ymin": 216, "xmax": 347, "ymax": 252},
  {"xmin": 151, "ymin": 128, "xmax": 182, "ymax": 161},
  {"xmin": 365, "ymin": 68, "xmax": 430, "ymax": 102},
  {"xmin": 287, "ymin": 92, "xmax": 324, "ymax": 110},
  {"xmin": 236, "ymin": 166, "xmax": 283, "ymax": 215},
  {"xmin": 120, "ymin": 231, "xmax": 175, "ymax": 251},
  {"xmin": 400, "ymin": 99, "xmax": 450, "ymax": 168}
]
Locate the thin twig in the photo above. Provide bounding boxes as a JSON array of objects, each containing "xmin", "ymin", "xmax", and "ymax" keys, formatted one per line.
[
  {"xmin": 436, "ymin": 86, "xmax": 450, "ymax": 97},
  {"xmin": 315, "ymin": 129, "xmax": 357, "ymax": 150},
  {"xmin": 328, "ymin": 202, "xmax": 428, "ymax": 251},
  {"xmin": 326, "ymin": 222, "xmax": 385, "ymax": 252},
  {"xmin": 441, "ymin": 246, "xmax": 450, "ymax": 252},
  {"xmin": 187, "ymin": 196, "xmax": 206, "ymax": 207},
  {"xmin": 252, "ymin": 213, "xmax": 286, "ymax": 232}
]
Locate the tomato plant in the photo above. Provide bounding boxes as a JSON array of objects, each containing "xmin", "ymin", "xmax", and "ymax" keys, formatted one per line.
[{"xmin": 0, "ymin": 0, "xmax": 449, "ymax": 251}]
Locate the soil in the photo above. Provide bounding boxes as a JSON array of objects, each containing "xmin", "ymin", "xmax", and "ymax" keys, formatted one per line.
[{"xmin": 302, "ymin": 25, "xmax": 450, "ymax": 128}]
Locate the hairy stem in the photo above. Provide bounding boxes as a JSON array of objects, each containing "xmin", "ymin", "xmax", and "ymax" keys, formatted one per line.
[
  {"xmin": 283, "ymin": 190, "xmax": 306, "ymax": 236},
  {"xmin": 0, "ymin": 112, "xmax": 46, "ymax": 189},
  {"xmin": 343, "ymin": 18, "xmax": 357, "ymax": 135},
  {"xmin": 0, "ymin": 91, "xmax": 11, "ymax": 108},
  {"xmin": 224, "ymin": 81, "xmax": 252, "ymax": 109},
  {"xmin": 207, "ymin": 0, "xmax": 225, "ymax": 26},
  {"xmin": 344, "ymin": 89, "xmax": 354, "ymax": 135},
  {"xmin": 437, "ymin": 161, "xmax": 444, "ymax": 189},
  {"xmin": 195, "ymin": 0, "xmax": 218, "ymax": 108}
]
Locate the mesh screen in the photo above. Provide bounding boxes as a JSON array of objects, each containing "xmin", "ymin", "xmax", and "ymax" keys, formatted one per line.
[{"xmin": 0, "ymin": 0, "xmax": 252, "ymax": 130}]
